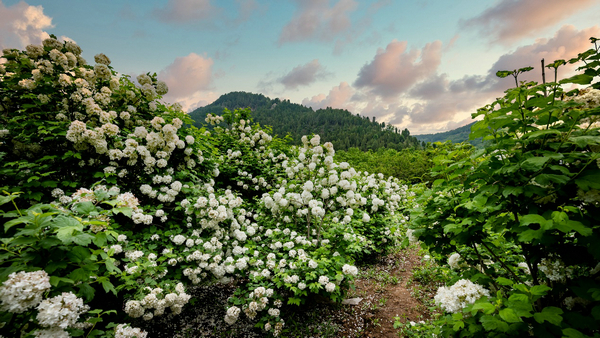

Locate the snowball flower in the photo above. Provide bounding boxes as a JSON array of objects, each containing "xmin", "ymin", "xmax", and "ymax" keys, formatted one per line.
[
  {"xmin": 434, "ymin": 279, "xmax": 490, "ymax": 313},
  {"xmin": 0, "ymin": 270, "xmax": 51, "ymax": 313},
  {"xmin": 36, "ymin": 292, "xmax": 89, "ymax": 328},
  {"xmin": 448, "ymin": 253, "xmax": 462, "ymax": 269}
]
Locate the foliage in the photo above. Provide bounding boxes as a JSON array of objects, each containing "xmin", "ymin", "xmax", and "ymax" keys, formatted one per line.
[
  {"xmin": 409, "ymin": 37, "xmax": 600, "ymax": 337},
  {"xmin": 335, "ymin": 142, "xmax": 474, "ymax": 184},
  {"xmin": 189, "ymin": 91, "xmax": 423, "ymax": 152}
]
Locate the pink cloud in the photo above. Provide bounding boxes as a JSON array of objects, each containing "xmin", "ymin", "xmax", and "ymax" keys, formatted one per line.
[
  {"xmin": 487, "ymin": 24, "xmax": 600, "ymax": 85},
  {"xmin": 461, "ymin": 0, "xmax": 595, "ymax": 44},
  {"xmin": 278, "ymin": 0, "xmax": 358, "ymax": 45},
  {"xmin": 302, "ymin": 82, "xmax": 355, "ymax": 110},
  {"xmin": 350, "ymin": 25, "xmax": 600, "ymax": 132},
  {"xmin": 0, "ymin": 1, "xmax": 53, "ymax": 49},
  {"xmin": 279, "ymin": 59, "xmax": 330, "ymax": 90},
  {"xmin": 158, "ymin": 53, "xmax": 215, "ymax": 111},
  {"xmin": 353, "ymin": 40, "xmax": 443, "ymax": 98}
]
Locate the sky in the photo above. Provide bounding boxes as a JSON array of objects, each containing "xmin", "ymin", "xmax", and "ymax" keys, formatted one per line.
[{"xmin": 1, "ymin": 0, "xmax": 599, "ymax": 134}]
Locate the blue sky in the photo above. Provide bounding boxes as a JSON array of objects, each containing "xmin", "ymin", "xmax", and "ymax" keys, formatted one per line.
[{"xmin": 1, "ymin": 0, "xmax": 599, "ymax": 134}]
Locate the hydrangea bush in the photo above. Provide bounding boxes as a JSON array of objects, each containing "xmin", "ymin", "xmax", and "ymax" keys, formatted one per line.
[
  {"xmin": 0, "ymin": 36, "xmax": 409, "ymax": 337},
  {"xmin": 408, "ymin": 38, "xmax": 600, "ymax": 337}
]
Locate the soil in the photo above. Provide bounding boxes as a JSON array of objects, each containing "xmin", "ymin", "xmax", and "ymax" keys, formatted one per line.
[{"xmin": 347, "ymin": 247, "xmax": 434, "ymax": 338}]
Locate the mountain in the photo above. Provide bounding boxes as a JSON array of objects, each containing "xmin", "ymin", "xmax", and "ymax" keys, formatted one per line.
[
  {"xmin": 188, "ymin": 92, "xmax": 423, "ymax": 151},
  {"xmin": 414, "ymin": 121, "xmax": 484, "ymax": 147}
]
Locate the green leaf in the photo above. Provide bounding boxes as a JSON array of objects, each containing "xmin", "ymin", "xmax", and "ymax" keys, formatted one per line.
[
  {"xmin": 101, "ymin": 279, "xmax": 117, "ymax": 296},
  {"xmin": 496, "ymin": 71, "xmax": 512, "ymax": 78},
  {"xmin": 560, "ymin": 74, "xmax": 593, "ymax": 85},
  {"xmin": 480, "ymin": 315, "xmax": 509, "ymax": 332},
  {"xmin": 520, "ymin": 214, "xmax": 547, "ymax": 227},
  {"xmin": 0, "ymin": 195, "xmax": 15, "ymax": 206},
  {"xmin": 112, "ymin": 207, "xmax": 132, "ymax": 217},
  {"xmin": 74, "ymin": 201, "xmax": 96, "ymax": 215},
  {"xmin": 521, "ymin": 157, "xmax": 551, "ymax": 171},
  {"xmin": 502, "ymin": 186, "xmax": 523, "ymax": 198},
  {"xmin": 41, "ymin": 180, "xmax": 58, "ymax": 188},
  {"xmin": 287, "ymin": 297, "xmax": 301, "ymax": 306},
  {"xmin": 77, "ymin": 283, "xmax": 96, "ymax": 302},
  {"xmin": 49, "ymin": 276, "xmax": 74, "ymax": 287},
  {"xmin": 497, "ymin": 277, "xmax": 514, "ymax": 286},
  {"xmin": 591, "ymin": 306, "xmax": 600, "ymax": 320},
  {"xmin": 533, "ymin": 306, "xmax": 563, "ymax": 326},
  {"xmin": 472, "ymin": 301, "xmax": 496, "ymax": 314},
  {"xmin": 67, "ymin": 246, "xmax": 91, "ymax": 263},
  {"xmin": 46, "ymin": 260, "xmax": 68, "ymax": 273},
  {"xmin": 4, "ymin": 217, "xmax": 28, "ymax": 232},
  {"xmin": 530, "ymin": 285, "xmax": 551, "ymax": 296},
  {"xmin": 53, "ymin": 215, "xmax": 84, "ymax": 244},
  {"xmin": 68, "ymin": 268, "xmax": 90, "ymax": 282},
  {"xmin": 575, "ymin": 172, "xmax": 600, "ymax": 190},
  {"xmin": 534, "ymin": 174, "xmax": 570, "ymax": 185},
  {"xmin": 524, "ymin": 129, "xmax": 562, "ymax": 140},
  {"xmin": 569, "ymin": 136, "xmax": 600, "ymax": 148},
  {"xmin": 453, "ymin": 320, "xmax": 465, "ymax": 331},
  {"xmin": 92, "ymin": 232, "xmax": 108, "ymax": 247},
  {"xmin": 499, "ymin": 308, "xmax": 521, "ymax": 323},
  {"xmin": 71, "ymin": 232, "xmax": 94, "ymax": 246},
  {"xmin": 562, "ymin": 328, "xmax": 586, "ymax": 338}
]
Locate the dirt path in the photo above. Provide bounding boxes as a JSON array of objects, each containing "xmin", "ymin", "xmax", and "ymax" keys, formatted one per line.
[{"xmin": 347, "ymin": 247, "xmax": 435, "ymax": 338}]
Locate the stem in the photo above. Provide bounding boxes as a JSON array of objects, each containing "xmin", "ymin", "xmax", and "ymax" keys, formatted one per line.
[
  {"xmin": 11, "ymin": 196, "xmax": 22, "ymax": 217},
  {"xmin": 480, "ymin": 241, "xmax": 525, "ymax": 284},
  {"xmin": 472, "ymin": 243, "xmax": 500, "ymax": 291},
  {"xmin": 541, "ymin": 59, "xmax": 547, "ymax": 97}
]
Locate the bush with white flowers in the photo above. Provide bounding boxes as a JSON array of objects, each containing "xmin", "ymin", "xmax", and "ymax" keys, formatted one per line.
[{"xmin": 1, "ymin": 35, "xmax": 411, "ymax": 337}]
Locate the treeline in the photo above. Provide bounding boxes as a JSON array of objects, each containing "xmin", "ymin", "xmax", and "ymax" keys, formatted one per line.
[
  {"xmin": 414, "ymin": 121, "xmax": 484, "ymax": 147},
  {"xmin": 189, "ymin": 91, "xmax": 424, "ymax": 151},
  {"xmin": 334, "ymin": 142, "xmax": 472, "ymax": 183}
]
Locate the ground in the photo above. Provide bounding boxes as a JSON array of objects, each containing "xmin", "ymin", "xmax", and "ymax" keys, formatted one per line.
[{"xmin": 135, "ymin": 245, "xmax": 441, "ymax": 338}]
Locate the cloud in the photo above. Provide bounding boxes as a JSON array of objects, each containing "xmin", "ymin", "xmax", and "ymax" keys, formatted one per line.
[
  {"xmin": 279, "ymin": 59, "xmax": 330, "ymax": 90},
  {"xmin": 158, "ymin": 53, "xmax": 216, "ymax": 111},
  {"xmin": 278, "ymin": 0, "xmax": 358, "ymax": 45},
  {"xmin": 153, "ymin": 0, "xmax": 221, "ymax": 25},
  {"xmin": 302, "ymin": 82, "xmax": 355, "ymax": 110},
  {"xmin": 486, "ymin": 24, "xmax": 600, "ymax": 84},
  {"xmin": 353, "ymin": 40, "xmax": 443, "ymax": 99},
  {"xmin": 343, "ymin": 25, "xmax": 600, "ymax": 134},
  {"xmin": 396, "ymin": 25, "xmax": 600, "ymax": 131},
  {"xmin": 461, "ymin": 0, "xmax": 595, "ymax": 44},
  {"xmin": 0, "ymin": 1, "xmax": 53, "ymax": 49}
]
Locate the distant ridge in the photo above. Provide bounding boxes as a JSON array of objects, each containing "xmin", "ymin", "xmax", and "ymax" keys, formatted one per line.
[
  {"xmin": 414, "ymin": 121, "xmax": 483, "ymax": 147},
  {"xmin": 188, "ymin": 91, "xmax": 424, "ymax": 151}
]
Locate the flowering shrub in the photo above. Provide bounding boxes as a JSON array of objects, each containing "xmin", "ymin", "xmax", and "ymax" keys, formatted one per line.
[
  {"xmin": 1, "ymin": 36, "xmax": 410, "ymax": 337},
  {"xmin": 409, "ymin": 38, "xmax": 600, "ymax": 337}
]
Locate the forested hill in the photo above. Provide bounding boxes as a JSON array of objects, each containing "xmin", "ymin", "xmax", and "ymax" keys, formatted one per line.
[
  {"xmin": 414, "ymin": 121, "xmax": 483, "ymax": 147},
  {"xmin": 188, "ymin": 91, "xmax": 423, "ymax": 151}
]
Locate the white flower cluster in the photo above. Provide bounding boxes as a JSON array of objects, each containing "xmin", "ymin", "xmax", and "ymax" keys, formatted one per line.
[
  {"xmin": 124, "ymin": 283, "xmax": 191, "ymax": 319},
  {"xmin": 0, "ymin": 270, "xmax": 51, "ymax": 313},
  {"xmin": 538, "ymin": 257, "xmax": 573, "ymax": 283},
  {"xmin": 36, "ymin": 292, "xmax": 90, "ymax": 329},
  {"xmin": 448, "ymin": 253, "xmax": 462, "ymax": 269},
  {"xmin": 406, "ymin": 228, "xmax": 418, "ymax": 243},
  {"xmin": 342, "ymin": 264, "xmax": 358, "ymax": 276},
  {"xmin": 434, "ymin": 279, "xmax": 490, "ymax": 313},
  {"xmin": 115, "ymin": 324, "xmax": 148, "ymax": 338},
  {"xmin": 205, "ymin": 113, "xmax": 224, "ymax": 125}
]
